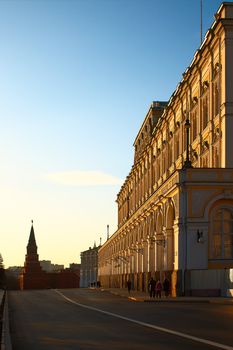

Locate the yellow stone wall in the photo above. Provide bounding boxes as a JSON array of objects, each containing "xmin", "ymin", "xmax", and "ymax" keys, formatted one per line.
[{"xmin": 98, "ymin": 3, "xmax": 233, "ymax": 295}]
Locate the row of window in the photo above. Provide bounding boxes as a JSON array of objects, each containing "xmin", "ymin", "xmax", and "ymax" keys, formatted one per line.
[
  {"xmin": 118, "ymin": 137, "xmax": 220, "ymax": 219},
  {"xmin": 111, "ymin": 206, "xmax": 233, "ymax": 261},
  {"xmin": 190, "ymin": 80, "xmax": 220, "ymax": 142}
]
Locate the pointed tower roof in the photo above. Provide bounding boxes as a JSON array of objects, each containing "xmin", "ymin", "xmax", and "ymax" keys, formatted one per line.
[
  {"xmin": 27, "ymin": 220, "xmax": 37, "ymax": 254},
  {"xmin": 28, "ymin": 220, "xmax": 36, "ymax": 246},
  {"xmin": 21, "ymin": 220, "xmax": 45, "ymax": 289}
]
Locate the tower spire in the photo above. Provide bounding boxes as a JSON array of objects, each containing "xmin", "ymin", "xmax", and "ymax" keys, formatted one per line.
[
  {"xmin": 27, "ymin": 220, "xmax": 37, "ymax": 256},
  {"xmin": 19, "ymin": 221, "xmax": 45, "ymax": 289},
  {"xmin": 28, "ymin": 220, "xmax": 36, "ymax": 246}
]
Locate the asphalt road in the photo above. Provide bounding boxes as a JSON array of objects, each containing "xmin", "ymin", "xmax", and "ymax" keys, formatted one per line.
[{"xmin": 8, "ymin": 289, "xmax": 233, "ymax": 350}]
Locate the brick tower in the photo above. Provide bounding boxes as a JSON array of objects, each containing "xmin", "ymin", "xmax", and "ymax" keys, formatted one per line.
[{"xmin": 19, "ymin": 221, "xmax": 47, "ymax": 289}]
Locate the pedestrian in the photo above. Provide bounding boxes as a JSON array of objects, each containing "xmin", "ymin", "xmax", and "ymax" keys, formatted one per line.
[
  {"xmin": 163, "ymin": 277, "xmax": 170, "ymax": 297},
  {"xmin": 126, "ymin": 279, "xmax": 132, "ymax": 295},
  {"xmin": 155, "ymin": 279, "xmax": 162, "ymax": 298},
  {"xmin": 148, "ymin": 277, "xmax": 156, "ymax": 298}
]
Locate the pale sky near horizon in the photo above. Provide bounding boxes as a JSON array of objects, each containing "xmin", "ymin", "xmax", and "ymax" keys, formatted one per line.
[{"xmin": 0, "ymin": 0, "xmax": 223, "ymax": 268}]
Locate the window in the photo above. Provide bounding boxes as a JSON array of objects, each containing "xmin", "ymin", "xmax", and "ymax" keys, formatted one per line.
[
  {"xmin": 202, "ymin": 94, "xmax": 209, "ymax": 130},
  {"xmin": 213, "ymin": 80, "xmax": 220, "ymax": 117},
  {"xmin": 156, "ymin": 157, "xmax": 161, "ymax": 180},
  {"xmin": 191, "ymin": 109, "xmax": 198, "ymax": 142},
  {"xmin": 201, "ymin": 153, "xmax": 209, "ymax": 167},
  {"xmin": 168, "ymin": 141, "xmax": 173, "ymax": 168},
  {"xmin": 210, "ymin": 207, "xmax": 233, "ymax": 260},
  {"xmin": 213, "ymin": 144, "xmax": 220, "ymax": 167},
  {"xmin": 174, "ymin": 134, "xmax": 180, "ymax": 161},
  {"xmin": 162, "ymin": 149, "xmax": 167, "ymax": 174}
]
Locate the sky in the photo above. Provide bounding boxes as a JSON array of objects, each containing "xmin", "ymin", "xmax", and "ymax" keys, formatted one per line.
[{"xmin": 0, "ymin": 0, "xmax": 224, "ymax": 268}]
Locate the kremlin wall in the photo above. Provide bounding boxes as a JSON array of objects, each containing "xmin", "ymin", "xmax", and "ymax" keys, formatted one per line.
[{"xmin": 19, "ymin": 223, "xmax": 79, "ymax": 290}]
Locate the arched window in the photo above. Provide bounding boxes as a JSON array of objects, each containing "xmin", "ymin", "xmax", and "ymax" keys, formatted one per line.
[{"xmin": 210, "ymin": 207, "xmax": 233, "ymax": 259}]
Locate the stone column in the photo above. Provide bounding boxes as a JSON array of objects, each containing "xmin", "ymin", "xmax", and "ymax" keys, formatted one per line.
[
  {"xmin": 141, "ymin": 162, "xmax": 144, "ymax": 203},
  {"xmin": 138, "ymin": 167, "xmax": 141, "ymax": 206},
  {"xmin": 209, "ymin": 47, "xmax": 214, "ymax": 167},
  {"xmin": 145, "ymin": 238, "xmax": 150, "ymax": 273},
  {"xmin": 148, "ymin": 151, "xmax": 151, "ymax": 195},
  {"xmin": 149, "ymin": 237, "xmax": 156, "ymax": 274},
  {"xmin": 166, "ymin": 228, "xmax": 174, "ymax": 271},
  {"xmin": 136, "ymin": 242, "xmax": 140, "ymax": 273}
]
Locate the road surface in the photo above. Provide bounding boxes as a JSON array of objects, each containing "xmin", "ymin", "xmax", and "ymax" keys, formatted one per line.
[{"xmin": 8, "ymin": 288, "xmax": 233, "ymax": 350}]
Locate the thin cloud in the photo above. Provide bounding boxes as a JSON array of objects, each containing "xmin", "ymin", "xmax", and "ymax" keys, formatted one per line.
[{"xmin": 44, "ymin": 170, "xmax": 122, "ymax": 187}]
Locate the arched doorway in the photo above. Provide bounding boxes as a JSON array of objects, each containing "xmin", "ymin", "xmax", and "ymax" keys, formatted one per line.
[
  {"xmin": 165, "ymin": 202, "xmax": 175, "ymax": 271},
  {"xmin": 156, "ymin": 211, "xmax": 163, "ymax": 271}
]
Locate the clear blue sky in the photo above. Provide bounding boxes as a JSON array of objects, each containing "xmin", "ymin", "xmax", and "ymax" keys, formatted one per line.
[{"xmin": 0, "ymin": 0, "xmax": 223, "ymax": 267}]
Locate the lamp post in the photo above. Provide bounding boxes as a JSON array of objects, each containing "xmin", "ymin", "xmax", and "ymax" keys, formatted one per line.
[
  {"xmin": 183, "ymin": 118, "xmax": 193, "ymax": 168},
  {"xmin": 181, "ymin": 118, "xmax": 192, "ymax": 294}
]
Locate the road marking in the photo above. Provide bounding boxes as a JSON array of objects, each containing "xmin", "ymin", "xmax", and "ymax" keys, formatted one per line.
[{"xmin": 55, "ymin": 290, "xmax": 233, "ymax": 350}]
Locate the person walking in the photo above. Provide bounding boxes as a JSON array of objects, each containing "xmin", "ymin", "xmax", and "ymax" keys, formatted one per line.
[
  {"xmin": 148, "ymin": 277, "xmax": 156, "ymax": 298},
  {"xmin": 126, "ymin": 279, "xmax": 132, "ymax": 295},
  {"xmin": 155, "ymin": 279, "xmax": 162, "ymax": 298},
  {"xmin": 163, "ymin": 277, "xmax": 170, "ymax": 297}
]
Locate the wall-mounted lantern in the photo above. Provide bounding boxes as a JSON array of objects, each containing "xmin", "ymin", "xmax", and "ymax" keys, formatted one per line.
[
  {"xmin": 203, "ymin": 140, "xmax": 209, "ymax": 149},
  {"xmin": 129, "ymin": 247, "xmax": 143, "ymax": 255},
  {"xmin": 149, "ymin": 236, "xmax": 166, "ymax": 248},
  {"xmin": 193, "ymin": 150, "xmax": 198, "ymax": 160},
  {"xmin": 115, "ymin": 255, "xmax": 130, "ymax": 263},
  {"xmin": 193, "ymin": 96, "xmax": 198, "ymax": 103},
  {"xmin": 197, "ymin": 229, "xmax": 204, "ymax": 243}
]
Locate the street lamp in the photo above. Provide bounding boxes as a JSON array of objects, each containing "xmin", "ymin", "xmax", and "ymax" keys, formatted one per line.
[
  {"xmin": 183, "ymin": 118, "xmax": 193, "ymax": 168},
  {"xmin": 182, "ymin": 118, "xmax": 192, "ymax": 294}
]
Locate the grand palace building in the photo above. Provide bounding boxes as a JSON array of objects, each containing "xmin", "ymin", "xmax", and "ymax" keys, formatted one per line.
[{"xmin": 98, "ymin": 2, "xmax": 233, "ymax": 297}]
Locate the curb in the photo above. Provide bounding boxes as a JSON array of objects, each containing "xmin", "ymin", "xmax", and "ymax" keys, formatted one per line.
[
  {"xmin": 100, "ymin": 288, "xmax": 233, "ymax": 305},
  {"xmin": 1, "ymin": 292, "xmax": 12, "ymax": 350},
  {"xmin": 131, "ymin": 297, "xmax": 233, "ymax": 304}
]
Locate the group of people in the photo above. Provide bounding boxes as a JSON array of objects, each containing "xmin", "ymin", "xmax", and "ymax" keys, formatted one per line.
[
  {"xmin": 126, "ymin": 277, "xmax": 170, "ymax": 298},
  {"xmin": 148, "ymin": 277, "xmax": 170, "ymax": 298}
]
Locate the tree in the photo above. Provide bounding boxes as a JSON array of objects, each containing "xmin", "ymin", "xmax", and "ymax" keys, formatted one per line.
[
  {"xmin": 0, "ymin": 253, "xmax": 5, "ymax": 288},
  {"xmin": 0, "ymin": 254, "xmax": 4, "ymax": 269}
]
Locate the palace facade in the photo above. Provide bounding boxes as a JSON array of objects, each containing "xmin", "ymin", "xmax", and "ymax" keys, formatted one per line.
[
  {"xmin": 80, "ymin": 244, "xmax": 99, "ymax": 287},
  {"xmin": 98, "ymin": 2, "xmax": 233, "ymax": 297}
]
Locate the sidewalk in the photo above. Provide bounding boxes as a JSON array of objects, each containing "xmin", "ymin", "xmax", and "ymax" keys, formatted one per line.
[{"xmin": 98, "ymin": 287, "xmax": 233, "ymax": 304}]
